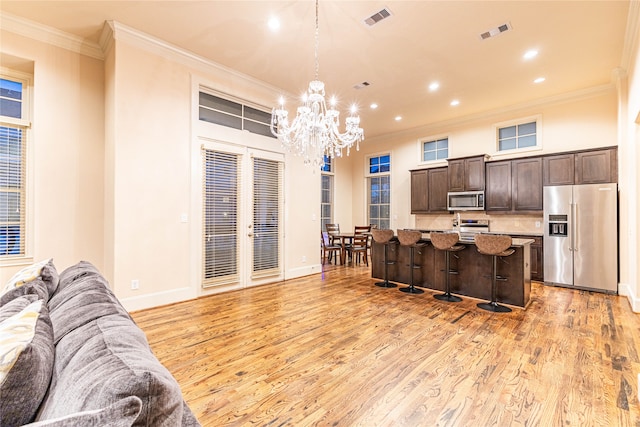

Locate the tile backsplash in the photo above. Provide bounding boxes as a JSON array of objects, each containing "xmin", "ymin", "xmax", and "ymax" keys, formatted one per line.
[{"xmin": 414, "ymin": 212, "xmax": 544, "ymax": 234}]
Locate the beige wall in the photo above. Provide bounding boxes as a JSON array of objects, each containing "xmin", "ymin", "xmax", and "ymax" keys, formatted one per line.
[{"xmin": 0, "ymin": 30, "xmax": 105, "ymax": 283}]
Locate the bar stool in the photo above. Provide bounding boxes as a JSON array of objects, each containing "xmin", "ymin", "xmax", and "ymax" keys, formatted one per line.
[
  {"xmin": 474, "ymin": 233, "xmax": 515, "ymax": 313},
  {"xmin": 430, "ymin": 231, "xmax": 465, "ymax": 303},
  {"xmin": 371, "ymin": 229, "xmax": 397, "ymax": 288},
  {"xmin": 396, "ymin": 230, "xmax": 425, "ymax": 295}
]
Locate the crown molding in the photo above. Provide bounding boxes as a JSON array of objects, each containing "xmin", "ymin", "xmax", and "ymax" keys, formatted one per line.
[
  {"xmin": 0, "ymin": 12, "xmax": 104, "ymax": 60},
  {"xmin": 620, "ymin": 0, "xmax": 640, "ymax": 72},
  {"xmin": 104, "ymin": 20, "xmax": 286, "ymax": 100},
  {"xmin": 367, "ymin": 83, "xmax": 616, "ymax": 144}
]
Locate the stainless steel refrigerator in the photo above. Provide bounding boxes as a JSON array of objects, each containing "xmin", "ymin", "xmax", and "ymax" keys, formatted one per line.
[{"xmin": 543, "ymin": 183, "xmax": 618, "ymax": 293}]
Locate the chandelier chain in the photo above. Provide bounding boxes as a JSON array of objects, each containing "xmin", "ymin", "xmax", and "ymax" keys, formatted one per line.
[{"xmin": 315, "ymin": 0, "xmax": 319, "ymax": 80}]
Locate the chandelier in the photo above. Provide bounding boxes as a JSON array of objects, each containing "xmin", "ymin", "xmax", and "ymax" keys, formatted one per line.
[{"xmin": 270, "ymin": 0, "xmax": 364, "ymax": 167}]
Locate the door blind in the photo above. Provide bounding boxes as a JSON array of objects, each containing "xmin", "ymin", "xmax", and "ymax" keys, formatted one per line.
[
  {"xmin": 202, "ymin": 149, "xmax": 241, "ymax": 287},
  {"xmin": 252, "ymin": 157, "xmax": 283, "ymax": 278}
]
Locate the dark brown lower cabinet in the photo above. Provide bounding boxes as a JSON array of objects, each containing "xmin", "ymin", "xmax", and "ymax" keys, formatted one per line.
[{"xmin": 512, "ymin": 235, "xmax": 543, "ymax": 281}]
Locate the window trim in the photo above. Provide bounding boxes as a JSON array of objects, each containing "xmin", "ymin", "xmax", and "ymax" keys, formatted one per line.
[
  {"xmin": 417, "ymin": 134, "xmax": 449, "ymax": 166},
  {"xmin": 492, "ymin": 115, "xmax": 542, "ymax": 157},
  {"xmin": 0, "ymin": 69, "xmax": 33, "ymax": 265}
]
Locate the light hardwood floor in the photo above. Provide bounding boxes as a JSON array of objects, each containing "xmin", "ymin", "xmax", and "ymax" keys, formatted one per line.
[{"xmin": 131, "ymin": 263, "xmax": 640, "ymax": 426}]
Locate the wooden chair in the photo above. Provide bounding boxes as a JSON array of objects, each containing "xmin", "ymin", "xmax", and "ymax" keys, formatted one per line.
[
  {"xmin": 321, "ymin": 231, "xmax": 342, "ymax": 265},
  {"xmin": 346, "ymin": 233, "xmax": 369, "ymax": 266},
  {"xmin": 354, "ymin": 225, "xmax": 372, "ymax": 260}
]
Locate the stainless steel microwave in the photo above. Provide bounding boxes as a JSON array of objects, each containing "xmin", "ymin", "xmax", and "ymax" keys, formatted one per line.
[{"xmin": 447, "ymin": 191, "xmax": 485, "ymax": 211}]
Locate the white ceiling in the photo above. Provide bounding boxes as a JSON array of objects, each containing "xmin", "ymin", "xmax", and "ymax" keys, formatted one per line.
[{"xmin": 0, "ymin": 1, "xmax": 632, "ymax": 139}]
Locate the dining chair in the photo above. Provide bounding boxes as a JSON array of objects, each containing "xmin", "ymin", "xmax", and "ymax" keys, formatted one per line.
[
  {"xmin": 325, "ymin": 223, "xmax": 341, "ymax": 246},
  {"xmin": 354, "ymin": 225, "xmax": 372, "ymax": 260},
  {"xmin": 321, "ymin": 231, "xmax": 342, "ymax": 265},
  {"xmin": 346, "ymin": 233, "xmax": 369, "ymax": 266}
]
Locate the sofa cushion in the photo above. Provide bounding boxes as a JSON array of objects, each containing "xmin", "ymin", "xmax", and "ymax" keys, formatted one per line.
[
  {"xmin": 0, "ymin": 294, "xmax": 54, "ymax": 427},
  {"xmin": 49, "ymin": 261, "xmax": 130, "ymax": 344},
  {"xmin": 37, "ymin": 313, "xmax": 184, "ymax": 426},
  {"xmin": 0, "ymin": 259, "xmax": 59, "ymax": 305},
  {"xmin": 26, "ymin": 396, "xmax": 142, "ymax": 427}
]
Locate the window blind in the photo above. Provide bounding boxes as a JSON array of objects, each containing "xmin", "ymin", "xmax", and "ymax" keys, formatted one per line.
[
  {"xmin": 251, "ymin": 158, "xmax": 282, "ymax": 279},
  {"xmin": 202, "ymin": 149, "xmax": 241, "ymax": 287},
  {"xmin": 0, "ymin": 125, "xmax": 25, "ymax": 256}
]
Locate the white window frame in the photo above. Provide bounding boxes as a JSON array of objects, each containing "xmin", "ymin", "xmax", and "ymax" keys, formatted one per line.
[
  {"xmin": 365, "ymin": 152, "xmax": 391, "ymax": 230},
  {"xmin": 492, "ymin": 115, "xmax": 542, "ymax": 157},
  {"xmin": 417, "ymin": 134, "xmax": 449, "ymax": 166},
  {"xmin": 0, "ymin": 68, "xmax": 33, "ymax": 265}
]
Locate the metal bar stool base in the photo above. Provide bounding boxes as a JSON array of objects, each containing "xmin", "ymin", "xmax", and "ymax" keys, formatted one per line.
[
  {"xmin": 375, "ymin": 280, "xmax": 397, "ymax": 288},
  {"xmin": 477, "ymin": 301, "xmax": 512, "ymax": 313},
  {"xmin": 399, "ymin": 286, "xmax": 424, "ymax": 294},
  {"xmin": 434, "ymin": 293, "xmax": 462, "ymax": 302}
]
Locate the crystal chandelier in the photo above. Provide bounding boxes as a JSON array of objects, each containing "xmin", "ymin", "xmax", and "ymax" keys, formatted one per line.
[{"xmin": 270, "ymin": 0, "xmax": 364, "ymax": 167}]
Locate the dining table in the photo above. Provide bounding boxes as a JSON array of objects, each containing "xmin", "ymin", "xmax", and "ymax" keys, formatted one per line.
[{"xmin": 328, "ymin": 232, "xmax": 370, "ymax": 265}]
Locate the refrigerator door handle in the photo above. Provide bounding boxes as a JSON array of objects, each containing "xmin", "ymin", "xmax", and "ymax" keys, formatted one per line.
[
  {"xmin": 568, "ymin": 202, "xmax": 574, "ymax": 251},
  {"xmin": 573, "ymin": 202, "xmax": 578, "ymax": 251}
]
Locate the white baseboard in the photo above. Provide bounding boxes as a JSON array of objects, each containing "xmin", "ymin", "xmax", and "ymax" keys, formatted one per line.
[
  {"xmin": 618, "ymin": 282, "xmax": 640, "ymax": 313},
  {"xmin": 120, "ymin": 286, "xmax": 198, "ymax": 312},
  {"xmin": 285, "ymin": 264, "xmax": 322, "ymax": 280}
]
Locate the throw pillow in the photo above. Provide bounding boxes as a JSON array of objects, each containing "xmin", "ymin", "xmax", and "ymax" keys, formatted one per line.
[
  {"xmin": 0, "ymin": 259, "xmax": 59, "ymax": 304},
  {"xmin": 25, "ymin": 396, "xmax": 142, "ymax": 427},
  {"xmin": 0, "ymin": 295, "xmax": 55, "ymax": 426}
]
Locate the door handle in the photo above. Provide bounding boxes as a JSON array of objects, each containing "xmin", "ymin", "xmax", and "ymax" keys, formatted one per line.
[{"xmin": 573, "ymin": 203, "xmax": 578, "ymax": 251}]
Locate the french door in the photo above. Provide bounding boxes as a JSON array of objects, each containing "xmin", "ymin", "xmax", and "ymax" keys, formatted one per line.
[{"xmin": 202, "ymin": 142, "xmax": 284, "ymax": 289}]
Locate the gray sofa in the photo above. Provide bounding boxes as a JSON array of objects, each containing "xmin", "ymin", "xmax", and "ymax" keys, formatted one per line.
[{"xmin": 0, "ymin": 260, "xmax": 200, "ymax": 426}]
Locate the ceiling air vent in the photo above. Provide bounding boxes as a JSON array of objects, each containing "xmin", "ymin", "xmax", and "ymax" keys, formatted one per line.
[
  {"xmin": 479, "ymin": 22, "xmax": 512, "ymax": 40},
  {"xmin": 354, "ymin": 81, "xmax": 371, "ymax": 90},
  {"xmin": 364, "ymin": 8, "xmax": 392, "ymax": 26}
]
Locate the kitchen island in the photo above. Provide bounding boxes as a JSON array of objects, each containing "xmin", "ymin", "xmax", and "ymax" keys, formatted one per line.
[{"xmin": 371, "ymin": 232, "xmax": 534, "ymax": 308}]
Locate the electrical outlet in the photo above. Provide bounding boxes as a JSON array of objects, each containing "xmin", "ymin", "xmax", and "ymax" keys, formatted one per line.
[
  {"xmin": 302, "ymin": 256, "xmax": 307, "ymax": 263},
  {"xmin": 131, "ymin": 279, "xmax": 139, "ymax": 290},
  {"xmin": 535, "ymin": 221, "xmax": 541, "ymax": 228}
]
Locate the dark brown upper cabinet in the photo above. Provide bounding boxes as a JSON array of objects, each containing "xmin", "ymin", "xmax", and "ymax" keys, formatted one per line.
[
  {"xmin": 410, "ymin": 167, "xmax": 449, "ymax": 214},
  {"xmin": 485, "ymin": 157, "xmax": 543, "ymax": 212},
  {"xmin": 447, "ymin": 155, "xmax": 486, "ymax": 192},
  {"xmin": 543, "ymin": 147, "xmax": 617, "ymax": 186}
]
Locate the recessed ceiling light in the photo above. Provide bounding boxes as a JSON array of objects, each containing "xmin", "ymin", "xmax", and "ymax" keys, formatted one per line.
[
  {"xmin": 370, "ymin": 103, "xmax": 378, "ymax": 109},
  {"xmin": 534, "ymin": 77, "xmax": 546, "ymax": 84},
  {"xmin": 523, "ymin": 49, "xmax": 538, "ymax": 60},
  {"xmin": 395, "ymin": 116, "xmax": 402, "ymax": 121},
  {"xmin": 450, "ymin": 100, "xmax": 460, "ymax": 106},
  {"xmin": 429, "ymin": 82, "xmax": 440, "ymax": 92},
  {"xmin": 268, "ymin": 16, "xmax": 280, "ymax": 31}
]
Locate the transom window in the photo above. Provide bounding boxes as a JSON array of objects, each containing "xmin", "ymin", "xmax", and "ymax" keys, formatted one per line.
[
  {"xmin": 199, "ymin": 90, "xmax": 275, "ymax": 138},
  {"xmin": 369, "ymin": 154, "xmax": 390, "ymax": 174},
  {"xmin": 422, "ymin": 137, "xmax": 448, "ymax": 161},
  {"xmin": 498, "ymin": 120, "xmax": 537, "ymax": 151}
]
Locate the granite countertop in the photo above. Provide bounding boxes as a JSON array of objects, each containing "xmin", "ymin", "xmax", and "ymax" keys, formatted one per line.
[{"xmin": 406, "ymin": 229, "xmax": 535, "ymax": 246}]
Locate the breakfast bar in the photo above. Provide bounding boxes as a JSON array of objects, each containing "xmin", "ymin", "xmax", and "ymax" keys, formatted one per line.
[{"xmin": 371, "ymin": 232, "xmax": 534, "ymax": 308}]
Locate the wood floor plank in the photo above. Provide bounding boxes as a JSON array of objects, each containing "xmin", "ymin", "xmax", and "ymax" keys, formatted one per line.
[{"xmin": 131, "ymin": 264, "xmax": 640, "ymax": 426}]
